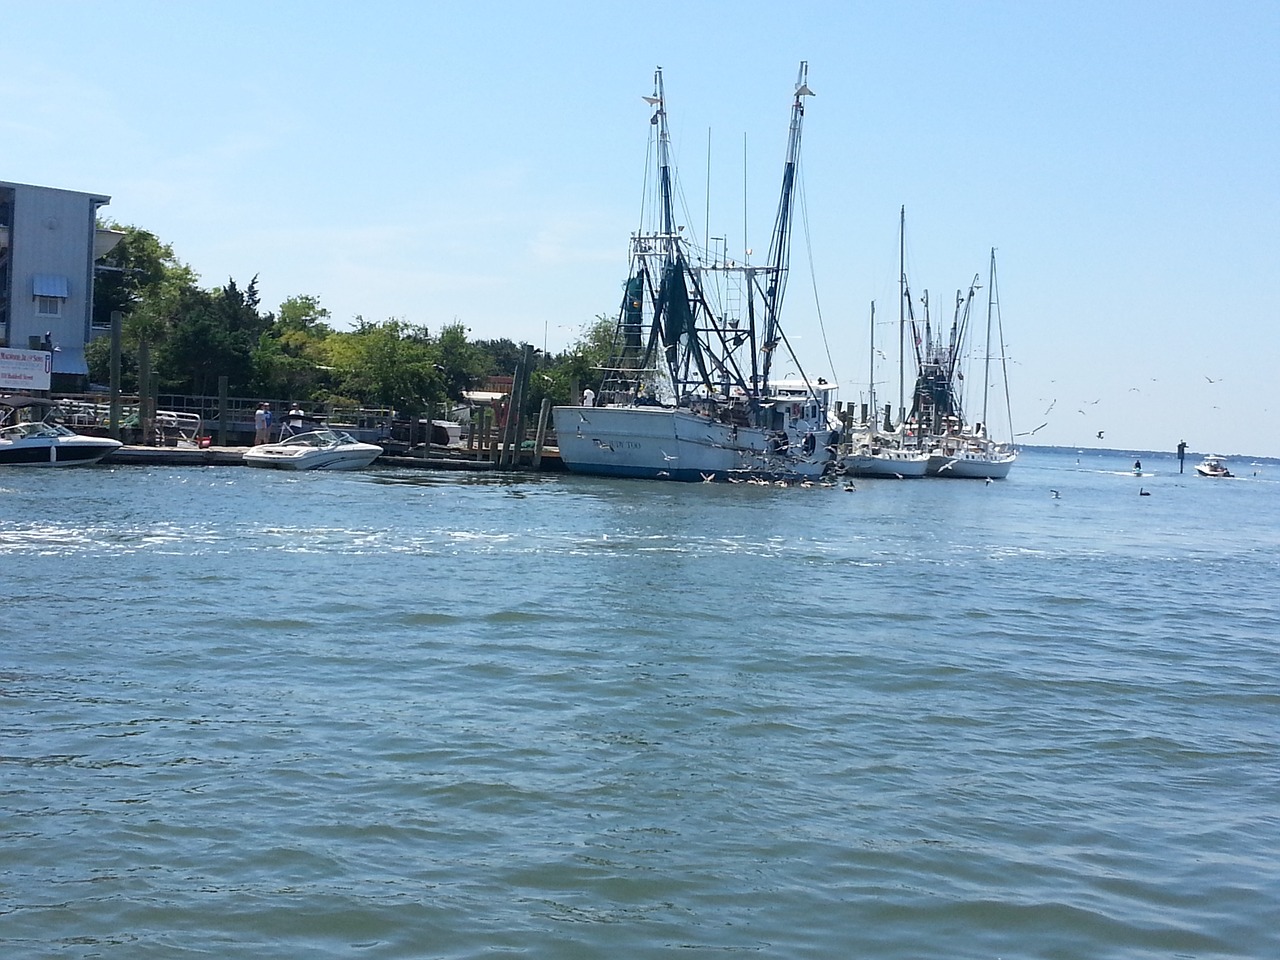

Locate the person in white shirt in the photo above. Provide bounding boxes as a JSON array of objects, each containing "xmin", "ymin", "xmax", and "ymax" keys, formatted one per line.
[{"xmin": 582, "ymin": 388, "xmax": 595, "ymax": 407}]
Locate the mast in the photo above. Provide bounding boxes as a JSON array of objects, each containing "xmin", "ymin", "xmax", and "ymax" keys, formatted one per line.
[
  {"xmin": 650, "ymin": 68, "xmax": 677, "ymax": 253},
  {"xmin": 983, "ymin": 247, "xmax": 996, "ymax": 430},
  {"xmin": 868, "ymin": 300, "xmax": 876, "ymax": 423},
  {"xmin": 898, "ymin": 205, "xmax": 905, "ymax": 428},
  {"xmin": 759, "ymin": 61, "xmax": 813, "ymax": 391}
]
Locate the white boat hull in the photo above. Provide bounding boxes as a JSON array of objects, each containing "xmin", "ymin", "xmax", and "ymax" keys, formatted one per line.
[
  {"xmin": 841, "ymin": 447, "xmax": 929, "ymax": 478},
  {"xmin": 0, "ymin": 435, "xmax": 121, "ymax": 466},
  {"xmin": 552, "ymin": 405, "xmax": 834, "ymax": 481},
  {"xmin": 927, "ymin": 449, "xmax": 1017, "ymax": 479},
  {"xmin": 243, "ymin": 443, "xmax": 382, "ymax": 471}
]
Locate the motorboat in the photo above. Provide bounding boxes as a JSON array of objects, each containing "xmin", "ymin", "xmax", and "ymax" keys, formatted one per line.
[
  {"xmin": 243, "ymin": 428, "xmax": 382, "ymax": 471},
  {"xmin": 0, "ymin": 396, "xmax": 122, "ymax": 466},
  {"xmin": 1194, "ymin": 454, "xmax": 1232, "ymax": 478}
]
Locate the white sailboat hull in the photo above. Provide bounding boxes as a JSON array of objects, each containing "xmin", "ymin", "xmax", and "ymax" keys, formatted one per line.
[
  {"xmin": 840, "ymin": 437, "xmax": 930, "ymax": 478},
  {"xmin": 927, "ymin": 448, "xmax": 1017, "ymax": 479},
  {"xmin": 552, "ymin": 405, "xmax": 834, "ymax": 482}
]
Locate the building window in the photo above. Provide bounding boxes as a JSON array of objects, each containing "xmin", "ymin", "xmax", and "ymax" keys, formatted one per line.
[{"xmin": 36, "ymin": 295, "xmax": 63, "ymax": 317}]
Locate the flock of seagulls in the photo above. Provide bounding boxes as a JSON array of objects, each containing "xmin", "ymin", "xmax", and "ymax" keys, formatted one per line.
[{"xmin": 1024, "ymin": 375, "xmax": 1223, "ymax": 446}]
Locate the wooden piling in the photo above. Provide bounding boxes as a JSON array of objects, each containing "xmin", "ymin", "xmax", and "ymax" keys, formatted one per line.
[{"xmin": 532, "ymin": 397, "xmax": 551, "ymax": 470}]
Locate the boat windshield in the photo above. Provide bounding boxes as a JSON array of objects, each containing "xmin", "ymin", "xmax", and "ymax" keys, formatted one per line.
[
  {"xmin": 277, "ymin": 429, "xmax": 356, "ymax": 447},
  {"xmin": 0, "ymin": 421, "xmax": 77, "ymax": 439}
]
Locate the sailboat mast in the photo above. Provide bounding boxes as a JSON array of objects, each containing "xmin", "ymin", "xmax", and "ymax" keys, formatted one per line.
[
  {"xmin": 760, "ymin": 61, "xmax": 813, "ymax": 390},
  {"xmin": 868, "ymin": 300, "xmax": 876, "ymax": 422},
  {"xmin": 983, "ymin": 247, "xmax": 996, "ymax": 430},
  {"xmin": 898, "ymin": 205, "xmax": 905, "ymax": 426}
]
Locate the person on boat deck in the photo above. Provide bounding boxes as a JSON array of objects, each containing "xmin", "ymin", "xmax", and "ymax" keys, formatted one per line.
[
  {"xmin": 582, "ymin": 387, "xmax": 595, "ymax": 407},
  {"xmin": 1134, "ymin": 459, "xmax": 1142, "ymax": 471},
  {"xmin": 254, "ymin": 403, "xmax": 271, "ymax": 444},
  {"xmin": 287, "ymin": 403, "xmax": 306, "ymax": 435}
]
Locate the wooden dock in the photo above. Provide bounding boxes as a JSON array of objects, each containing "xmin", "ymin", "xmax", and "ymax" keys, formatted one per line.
[{"xmin": 103, "ymin": 445, "xmax": 563, "ymax": 472}]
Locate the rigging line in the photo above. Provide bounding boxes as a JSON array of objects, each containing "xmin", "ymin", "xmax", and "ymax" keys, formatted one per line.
[{"xmin": 796, "ymin": 163, "xmax": 837, "ymax": 383}]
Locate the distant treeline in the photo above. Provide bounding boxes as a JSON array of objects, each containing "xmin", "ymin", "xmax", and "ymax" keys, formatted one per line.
[{"xmin": 89, "ymin": 222, "xmax": 613, "ymax": 414}]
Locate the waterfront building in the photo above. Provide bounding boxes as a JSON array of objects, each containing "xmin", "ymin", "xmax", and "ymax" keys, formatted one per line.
[{"xmin": 0, "ymin": 180, "xmax": 124, "ymax": 391}]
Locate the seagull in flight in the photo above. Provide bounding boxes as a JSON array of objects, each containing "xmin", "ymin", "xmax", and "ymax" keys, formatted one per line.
[
  {"xmin": 1204, "ymin": 376, "xmax": 1221, "ymax": 384},
  {"xmin": 700, "ymin": 472, "xmax": 716, "ymax": 483},
  {"xmin": 1016, "ymin": 422, "xmax": 1048, "ymax": 437},
  {"xmin": 937, "ymin": 459, "xmax": 959, "ymax": 473},
  {"xmin": 1050, "ymin": 489, "xmax": 1061, "ymax": 499},
  {"xmin": 1096, "ymin": 430, "xmax": 1105, "ymax": 439}
]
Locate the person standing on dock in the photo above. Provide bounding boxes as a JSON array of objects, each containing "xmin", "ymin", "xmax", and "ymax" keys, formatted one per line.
[
  {"xmin": 254, "ymin": 403, "xmax": 271, "ymax": 444},
  {"xmin": 582, "ymin": 387, "xmax": 595, "ymax": 407}
]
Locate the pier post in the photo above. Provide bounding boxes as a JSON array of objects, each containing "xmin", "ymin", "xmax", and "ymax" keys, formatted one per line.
[
  {"xmin": 217, "ymin": 376, "xmax": 229, "ymax": 446},
  {"xmin": 138, "ymin": 340, "xmax": 153, "ymax": 445},
  {"xmin": 108, "ymin": 310, "xmax": 122, "ymax": 440},
  {"xmin": 532, "ymin": 397, "xmax": 551, "ymax": 470},
  {"xmin": 512, "ymin": 344, "xmax": 533, "ymax": 467}
]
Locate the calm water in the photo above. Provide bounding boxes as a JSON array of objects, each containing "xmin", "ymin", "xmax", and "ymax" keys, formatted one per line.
[{"xmin": 3, "ymin": 449, "xmax": 1277, "ymax": 959}]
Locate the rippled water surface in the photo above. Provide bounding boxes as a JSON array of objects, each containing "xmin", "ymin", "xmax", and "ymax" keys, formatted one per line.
[{"xmin": 3, "ymin": 450, "xmax": 1278, "ymax": 958}]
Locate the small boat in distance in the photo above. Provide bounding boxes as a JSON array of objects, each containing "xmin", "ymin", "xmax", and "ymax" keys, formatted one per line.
[
  {"xmin": 1194, "ymin": 454, "xmax": 1232, "ymax": 478},
  {"xmin": 0, "ymin": 396, "xmax": 122, "ymax": 466},
  {"xmin": 243, "ymin": 428, "xmax": 382, "ymax": 471}
]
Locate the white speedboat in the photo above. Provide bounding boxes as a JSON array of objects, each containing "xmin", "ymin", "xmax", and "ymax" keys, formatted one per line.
[
  {"xmin": 1194, "ymin": 455, "xmax": 1232, "ymax": 478},
  {"xmin": 243, "ymin": 429, "xmax": 382, "ymax": 471},
  {"xmin": 0, "ymin": 397, "xmax": 122, "ymax": 466}
]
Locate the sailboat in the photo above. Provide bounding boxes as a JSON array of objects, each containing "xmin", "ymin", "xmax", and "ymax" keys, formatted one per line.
[
  {"xmin": 841, "ymin": 209, "xmax": 930, "ymax": 478},
  {"xmin": 551, "ymin": 64, "xmax": 840, "ymax": 482},
  {"xmin": 905, "ymin": 248, "xmax": 1017, "ymax": 480}
]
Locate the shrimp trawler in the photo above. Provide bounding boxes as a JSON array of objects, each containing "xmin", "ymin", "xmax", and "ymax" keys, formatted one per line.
[
  {"xmin": 551, "ymin": 64, "xmax": 840, "ymax": 482},
  {"xmin": 905, "ymin": 248, "xmax": 1017, "ymax": 479}
]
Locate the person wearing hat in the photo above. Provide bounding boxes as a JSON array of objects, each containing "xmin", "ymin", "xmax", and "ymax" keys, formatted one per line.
[{"xmin": 254, "ymin": 403, "xmax": 272, "ymax": 444}]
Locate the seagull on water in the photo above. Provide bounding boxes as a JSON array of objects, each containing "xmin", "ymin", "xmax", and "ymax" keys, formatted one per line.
[{"xmin": 700, "ymin": 472, "xmax": 716, "ymax": 483}]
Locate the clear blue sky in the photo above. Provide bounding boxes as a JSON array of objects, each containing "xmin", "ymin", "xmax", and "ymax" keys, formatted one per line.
[{"xmin": 5, "ymin": 1, "xmax": 1278, "ymax": 457}]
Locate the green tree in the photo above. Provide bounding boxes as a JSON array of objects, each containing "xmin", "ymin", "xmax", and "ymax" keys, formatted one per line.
[
  {"xmin": 322, "ymin": 319, "xmax": 441, "ymax": 413},
  {"xmin": 158, "ymin": 277, "xmax": 269, "ymax": 395},
  {"xmin": 434, "ymin": 322, "xmax": 489, "ymax": 402},
  {"xmin": 251, "ymin": 295, "xmax": 335, "ymax": 400},
  {"xmin": 92, "ymin": 222, "xmax": 195, "ymax": 331}
]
